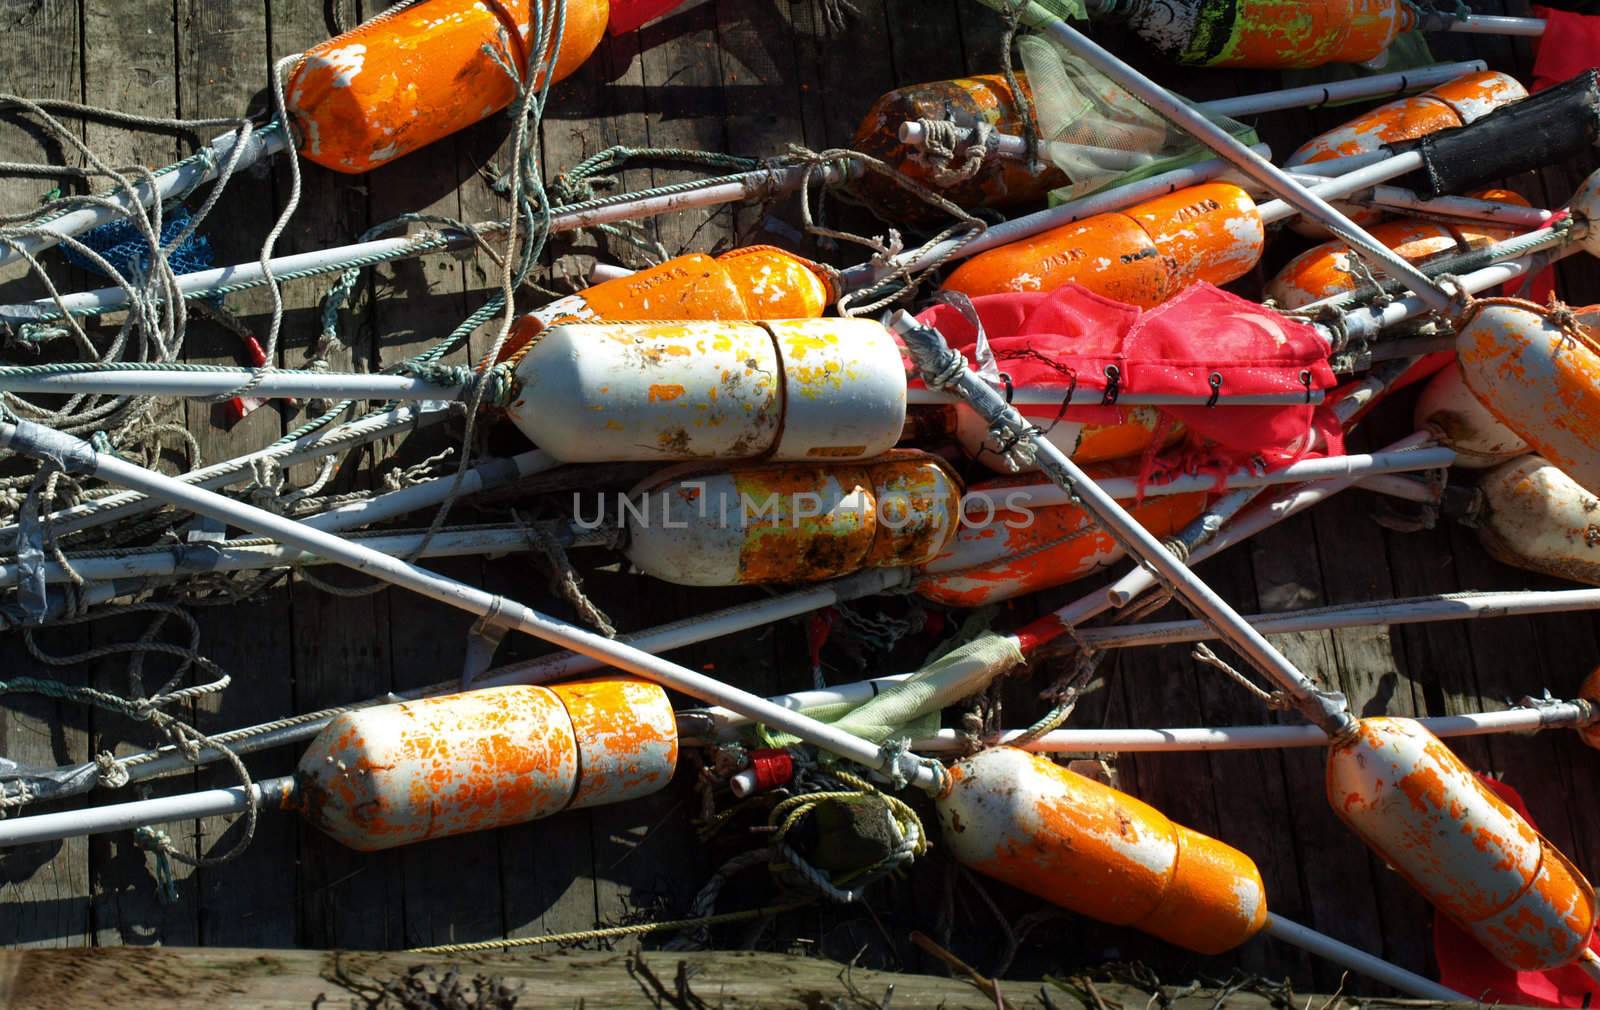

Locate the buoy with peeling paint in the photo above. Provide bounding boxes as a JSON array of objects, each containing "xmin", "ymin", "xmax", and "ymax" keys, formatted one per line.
[
  {"xmin": 506, "ymin": 319, "xmax": 908, "ymax": 463},
  {"xmin": 495, "ymin": 246, "xmax": 837, "ymax": 363},
  {"xmin": 1118, "ymin": 0, "xmax": 1410, "ymax": 68},
  {"xmin": 286, "ymin": 0, "xmax": 610, "ymax": 173},
  {"xmin": 622, "ymin": 454, "xmax": 963, "ymax": 586},
  {"xmin": 952, "ymin": 403, "xmax": 1183, "ymax": 474},
  {"xmin": 297, "ymin": 679, "xmax": 677, "ymax": 851},
  {"xmin": 939, "ymin": 181, "xmax": 1263, "ymax": 306},
  {"xmin": 1328, "ymin": 717, "xmax": 1598, "ymax": 970},
  {"xmin": 937, "ymin": 747, "xmax": 1268, "ymax": 954},
  {"xmin": 1477, "ymin": 455, "xmax": 1600, "ymax": 585},
  {"xmin": 1286, "ymin": 71, "xmax": 1528, "ymax": 166},
  {"xmin": 915, "ymin": 469, "xmax": 1209, "ymax": 607}
]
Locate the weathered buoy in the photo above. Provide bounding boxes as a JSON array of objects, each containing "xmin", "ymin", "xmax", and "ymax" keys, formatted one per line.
[
  {"xmin": 1267, "ymin": 191, "xmax": 1532, "ymax": 309},
  {"xmin": 507, "ymin": 319, "xmax": 907, "ymax": 463},
  {"xmin": 940, "ymin": 182, "xmax": 1262, "ymax": 305},
  {"xmin": 937, "ymin": 747, "xmax": 1268, "ymax": 954},
  {"xmin": 297, "ymin": 679, "xmax": 677, "ymax": 851},
  {"xmin": 1578, "ymin": 666, "xmax": 1600, "ymax": 750},
  {"xmin": 496, "ymin": 246, "xmax": 836, "ymax": 363},
  {"xmin": 1413, "ymin": 364, "xmax": 1529, "ymax": 468},
  {"xmin": 849, "ymin": 75, "xmax": 1065, "ymax": 220},
  {"xmin": 1477, "ymin": 455, "xmax": 1600, "ymax": 585},
  {"xmin": 1327, "ymin": 718, "xmax": 1597, "ymax": 970},
  {"xmin": 1285, "ymin": 71, "xmax": 1528, "ymax": 166},
  {"xmin": 1457, "ymin": 304, "xmax": 1600, "ymax": 496},
  {"xmin": 286, "ymin": 0, "xmax": 610, "ymax": 173},
  {"xmin": 1122, "ymin": 0, "xmax": 1412, "ymax": 69},
  {"xmin": 622, "ymin": 454, "xmax": 963, "ymax": 586},
  {"xmin": 916, "ymin": 471, "xmax": 1208, "ymax": 607},
  {"xmin": 953, "ymin": 403, "xmax": 1182, "ymax": 474}
]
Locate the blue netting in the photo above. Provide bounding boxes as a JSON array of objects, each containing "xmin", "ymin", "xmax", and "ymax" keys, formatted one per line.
[{"xmin": 62, "ymin": 206, "xmax": 215, "ymax": 279}]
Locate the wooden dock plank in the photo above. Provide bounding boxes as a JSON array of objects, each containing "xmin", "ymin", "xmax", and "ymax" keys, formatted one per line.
[{"xmin": 0, "ymin": 0, "xmax": 93, "ymax": 952}]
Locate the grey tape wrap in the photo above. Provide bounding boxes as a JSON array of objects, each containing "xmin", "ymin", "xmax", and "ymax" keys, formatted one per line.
[{"xmin": 6, "ymin": 419, "xmax": 97, "ymax": 475}]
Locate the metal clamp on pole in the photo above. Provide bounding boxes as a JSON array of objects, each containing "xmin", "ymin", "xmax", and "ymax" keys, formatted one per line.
[{"xmin": 887, "ymin": 310, "xmax": 1357, "ymax": 739}]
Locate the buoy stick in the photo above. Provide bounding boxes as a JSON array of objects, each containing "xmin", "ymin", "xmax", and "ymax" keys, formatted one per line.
[
  {"xmin": 0, "ymin": 123, "xmax": 289, "ymax": 271},
  {"xmin": 0, "ymin": 364, "xmax": 1328, "ymax": 408},
  {"xmin": 891, "ymin": 311, "xmax": 1356, "ymax": 736},
  {"xmin": 0, "ymin": 402, "xmax": 450, "ymax": 544},
  {"xmin": 1077, "ymin": 588, "xmax": 1600, "ymax": 650},
  {"xmin": 908, "ymin": 701, "xmax": 1598, "ymax": 754},
  {"xmin": 0, "ymin": 776, "xmax": 298, "ymax": 848},
  {"xmin": 1415, "ymin": 11, "xmax": 1546, "ymax": 37},
  {"xmin": 1579, "ymin": 949, "xmax": 1600, "ymax": 987},
  {"xmin": 1028, "ymin": 16, "xmax": 1455, "ymax": 311},
  {"xmin": 1261, "ymin": 914, "xmax": 1470, "ymax": 1001},
  {"xmin": 896, "ymin": 61, "xmax": 1489, "ymax": 161},
  {"xmin": 1351, "ymin": 187, "xmax": 1556, "ymax": 229},
  {"xmin": 1, "ymin": 160, "xmax": 859, "ymax": 324},
  {"xmin": 0, "ymin": 419, "xmax": 951, "ymax": 794}
]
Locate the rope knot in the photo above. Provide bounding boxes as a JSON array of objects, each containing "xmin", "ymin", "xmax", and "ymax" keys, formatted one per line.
[{"xmin": 94, "ymin": 751, "xmax": 130, "ymax": 789}]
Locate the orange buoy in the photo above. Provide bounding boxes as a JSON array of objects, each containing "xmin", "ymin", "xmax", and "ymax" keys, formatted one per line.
[
  {"xmin": 952, "ymin": 403, "xmax": 1183, "ymax": 474},
  {"xmin": 1578, "ymin": 667, "xmax": 1600, "ymax": 749},
  {"xmin": 938, "ymin": 747, "xmax": 1268, "ymax": 954},
  {"xmin": 1266, "ymin": 190, "xmax": 1534, "ymax": 309},
  {"xmin": 939, "ymin": 182, "xmax": 1262, "ymax": 306},
  {"xmin": 1328, "ymin": 718, "xmax": 1597, "ymax": 970},
  {"xmin": 850, "ymin": 75, "xmax": 1065, "ymax": 220},
  {"xmin": 296, "ymin": 679, "xmax": 677, "ymax": 851},
  {"xmin": 916, "ymin": 469, "xmax": 1208, "ymax": 607},
  {"xmin": 287, "ymin": 0, "xmax": 610, "ymax": 173},
  {"xmin": 495, "ymin": 246, "xmax": 835, "ymax": 363},
  {"xmin": 1125, "ymin": 0, "xmax": 1411, "ymax": 69},
  {"xmin": 1286, "ymin": 71, "xmax": 1528, "ymax": 166}
]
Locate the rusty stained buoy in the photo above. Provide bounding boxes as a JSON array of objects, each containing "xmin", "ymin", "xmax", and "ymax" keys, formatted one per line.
[
  {"xmin": 940, "ymin": 182, "xmax": 1263, "ymax": 306},
  {"xmin": 915, "ymin": 469, "xmax": 1208, "ymax": 608},
  {"xmin": 622, "ymin": 453, "xmax": 964, "ymax": 586},
  {"xmin": 507, "ymin": 319, "xmax": 907, "ymax": 463},
  {"xmin": 495, "ymin": 246, "xmax": 837, "ymax": 364},
  {"xmin": 1327, "ymin": 718, "xmax": 1597, "ymax": 971},
  {"xmin": 1476, "ymin": 455, "xmax": 1600, "ymax": 586},
  {"xmin": 1413, "ymin": 363, "xmax": 1529, "ymax": 468},
  {"xmin": 286, "ymin": 0, "xmax": 610, "ymax": 173},
  {"xmin": 849, "ymin": 74, "xmax": 1066, "ymax": 221},
  {"xmin": 937, "ymin": 747, "xmax": 1269, "ymax": 955},
  {"xmin": 952, "ymin": 403, "xmax": 1182, "ymax": 474},
  {"xmin": 1124, "ymin": 0, "xmax": 1411, "ymax": 69},
  {"xmin": 297, "ymin": 679, "xmax": 678, "ymax": 851}
]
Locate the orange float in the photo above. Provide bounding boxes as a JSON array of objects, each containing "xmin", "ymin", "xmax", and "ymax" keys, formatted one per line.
[
  {"xmin": 495, "ymin": 246, "xmax": 835, "ymax": 363},
  {"xmin": 938, "ymin": 747, "xmax": 1268, "ymax": 954},
  {"xmin": 1285, "ymin": 71, "xmax": 1528, "ymax": 166},
  {"xmin": 1124, "ymin": 0, "xmax": 1411, "ymax": 69},
  {"xmin": 950, "ymin": 403, "xmax": 1183, "ymax": 474},
  {"xmin": 1266, "ymin": 189, "xmax": 1533, "ymax": 309},
  {"xmin": 939, "ymin": 182, "xmax": 1262, "ymax": 306},
  {"xmin": 287, "ymin": 0, "xmax": 611, "ymax": 173}
]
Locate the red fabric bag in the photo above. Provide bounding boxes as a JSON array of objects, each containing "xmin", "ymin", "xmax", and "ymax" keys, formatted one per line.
[
  {"xmin": 910, "ymin": 283, "xmax": 1343, "ymax": 478},
  {"xmin": 1434, "ymin": 776, "xmax": 1600, "ymax": 1007}
]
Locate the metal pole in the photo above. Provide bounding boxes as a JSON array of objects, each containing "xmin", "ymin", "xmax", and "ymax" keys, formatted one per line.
[
  {"xmin": 0, "ymin": 776, "xmax": 297, "ymax": 848},
  {"xmin": 1033, "ymin": 17, "xmax": 1454, "ymax": 310},
  {"xmin": 2, "ymin": 162, "xmax": 857, "ymax": 323},
  {"xmin": 1261, "ymin": 915, "xmax": 1470, "ymax": 1001},
  {"xmin": 890, "ymin": 311, "xmax": 1354, "ymax": 737},
  {"xmin": 0, "ymin": 367, "xmax": 462, "ymax": 400},
  {"xmin": 0, "ymin": 418, "xmax": 948, "ymax": 794}
]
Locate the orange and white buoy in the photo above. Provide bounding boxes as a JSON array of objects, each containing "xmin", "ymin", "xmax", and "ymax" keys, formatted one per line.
[
  {"xmin": 287, "ymin": 0, "xmax": 610, "ymax": 173},
  {"xmin": 1413, "ymin": 364, "xmax": 1529, "ymax": 469},
  {"xmin": 939, "ymin": 182, "xmax": 1263, "ymax": 306},
  {"xmin": 622, "ymin": 454, "xmax": 963, "ymax": 586},
  {"xmin": 938, "ymin": 747, "xmax": 1268, "ymax": 954},
  {"xmin": 1328, "ymin": 718, "xmax": 1597, "ymax": 970},
  {"xmin": 1285, "ymin": 71, "xmax": 1527, "ymax": 167},
  {"xmin": 1124, "ymin": 0, "xmax": 1412, "ymax": 69},
  {"xmin": 297, "ymin": 678, "xmax": 677, "ymax": 851},
  {"xmin": 1477, "ymin": 455, "xmax": 1600, "ymax": 586},
  {"xmin": 494, "ymin": 246, "xmax": 836, "ymax": 363},
  {"xmin": 952, "ymin": 403, "xmax": 1182, "ymax": 474},
  {"xmin": 916, "ymin": 470, "xmax": 1208, "ymax": 607}
]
